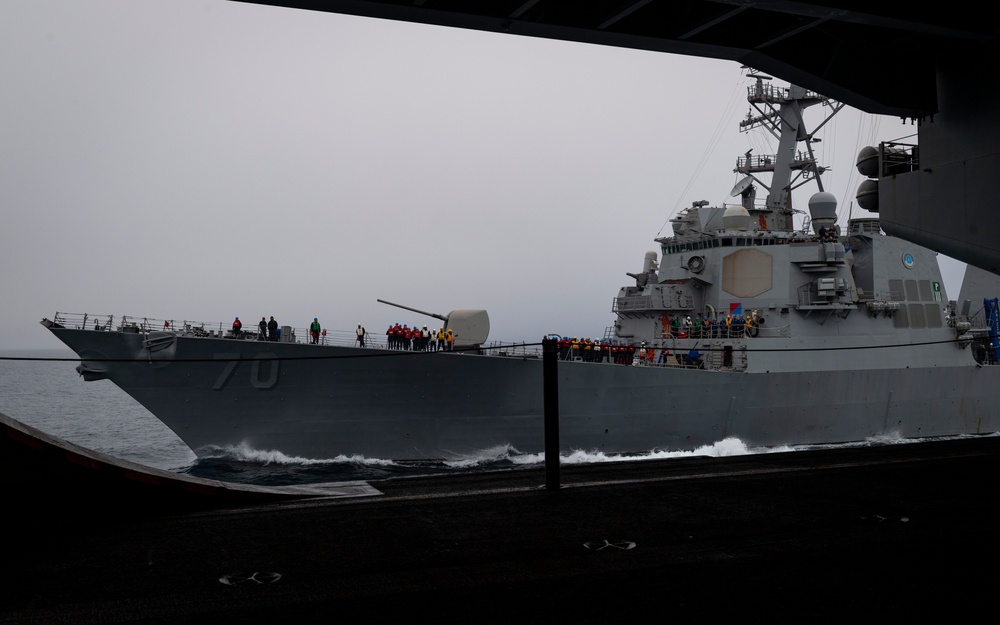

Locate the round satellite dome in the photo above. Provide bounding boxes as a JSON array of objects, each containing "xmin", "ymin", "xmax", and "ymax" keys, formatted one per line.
[
  {"xmin": 856, "ymin": 179, "xmax": 879, "ymax": 212},
  {"xmin": 808, "ymin": 192, "xmax": 838, "ymax": 234},
  {"xmin": 857, "ymin": 146, "xmax": 879, "ymax": 178},
  {"xmin": 808, "ymin": 192, "xmax": 837, "ymax": 220},
  {"xmin": 723, "ymin": 205, "xmax": 751, "ymax": 231}
]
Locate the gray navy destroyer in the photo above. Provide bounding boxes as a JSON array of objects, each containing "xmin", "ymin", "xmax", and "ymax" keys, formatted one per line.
[{"xmin": 42, "ymin": 78, "xmax": 1000, "ymax": 460}]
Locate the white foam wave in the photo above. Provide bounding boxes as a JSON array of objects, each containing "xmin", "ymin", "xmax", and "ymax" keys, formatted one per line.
[
  {"xmin": 557, "ymin": 437, "xmax": 758, "ymax": 464},
  {"xmin": 443, "ymin": 444, "xmax": 522, "ymax": 468},
  {"xmin": 202, "ymin": 430, "xmax": 1000, "ymax": 470},
  {"xmin": 202, "ymin": 442, "xmax": 398, "ymax": 467},
  {"xmin": 446, "ymin": 436, "xmax": 765, "ymax": 468}
]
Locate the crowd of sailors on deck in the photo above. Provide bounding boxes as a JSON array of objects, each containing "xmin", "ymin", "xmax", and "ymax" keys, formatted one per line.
[
  {"xmin": 669, "ymin": 313, "xmax": 756, "ymax": 339},
  {"xmin": 222, "ymin": 310, "xmax": 754, "ymax": 355},
  {"xmin": 553, "ymin": 311, "xmax": 760, "ymax": 368},
  {"xmin": 811, "ymin": 225, "xmax": 840, "ymax": 243},
  {"xmin": 225, "ymin": 315, "xmax": 460, "ymax": 350},
  {"xmin": 557, "ymin": 338, "xmax": 635, "ymax": 364},
  {"xmin": 385, "ymin": 323, "xmax": 455, "ymax": 351},
  {"xmin": 555, "ymin": 337, "xmax": 706, "ymax": 368}
]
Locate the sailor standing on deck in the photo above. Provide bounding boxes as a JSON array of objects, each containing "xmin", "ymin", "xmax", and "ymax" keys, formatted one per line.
[
  {"xmin": 356, "ymin": 324, "xmax": 366, "ymax": 348},
  {"xmin": 310, "ymin": 318, "xmax": 321, "ymax": 344},
  {"xmin": 232, "ymin": 317, "xmax": 242, "ymax": 337},
  {"xmin": 258, "ymin": 317, "xmax": 267, "ymax": 341},
  {"xmin": 267, "ymin": 316, "xmax": 278, "ymax": 341}
]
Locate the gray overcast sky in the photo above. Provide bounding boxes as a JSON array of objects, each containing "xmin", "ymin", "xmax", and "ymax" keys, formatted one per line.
[{"xmin": 1, "ymin": 0, "xmax": 962, "ymax": 350}]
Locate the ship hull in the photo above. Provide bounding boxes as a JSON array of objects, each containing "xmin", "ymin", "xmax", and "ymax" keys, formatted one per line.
[{"xmin": 49, "ymin": 327, "xmax": 999, "ymax": 460}]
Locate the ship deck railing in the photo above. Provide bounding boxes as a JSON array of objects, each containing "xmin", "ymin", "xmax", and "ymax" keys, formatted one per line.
[
  {"xmin": 735, "ymin": 151, "xmax": 818, "ymax": 174},
  {"xmin": 50, "ymin": 313, "xmax": 558, "ymax": 355},
  {"xmin": 554, "ymin": 352, "xmax": 740, "ymax": 371},
  {"xmin": 50, "ymin": 312, "xmax": 750, "ymax": 371},
  {"xmin": 879, "ymin": 141, "xmax": 919, "ymax": 176},
  {"xmin": 50, "ymin": 312, "xmax": 388, "ymax": 350}
]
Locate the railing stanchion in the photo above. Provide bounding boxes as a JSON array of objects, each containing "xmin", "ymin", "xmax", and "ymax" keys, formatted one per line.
[{"xmin": 542, "ymin": 337, "xmax": 560, "ymax": 490}]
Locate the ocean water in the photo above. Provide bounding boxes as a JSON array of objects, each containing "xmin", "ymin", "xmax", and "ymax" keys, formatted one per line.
[
  {"xmin": 0, "ymin": 349, "xmax": 945, "ymax": 486},
  {"xmin": 0, "ymin": 350, "xmax": 196, "ymax": 470}
]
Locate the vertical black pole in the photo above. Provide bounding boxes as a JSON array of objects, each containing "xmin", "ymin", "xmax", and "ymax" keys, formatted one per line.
[{"xmin": 542, "ymin": 337, "xmax": 560, "ymax": 490}]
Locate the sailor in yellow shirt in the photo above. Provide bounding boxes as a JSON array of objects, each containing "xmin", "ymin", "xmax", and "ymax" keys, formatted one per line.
[{"xmin": 446, "ymin": 328, "xmax": 454, "ymax": 351}]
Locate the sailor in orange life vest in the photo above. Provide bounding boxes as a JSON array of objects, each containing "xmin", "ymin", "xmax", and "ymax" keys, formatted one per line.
[{"xmin": 232, "ymin": 317, "xmax": 242, "ymax": 336}]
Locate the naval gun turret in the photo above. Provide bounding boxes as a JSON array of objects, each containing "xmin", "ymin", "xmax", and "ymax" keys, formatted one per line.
[{"xmin": 377, "ymin": 299, "xmax": 490, "ymax": 347}]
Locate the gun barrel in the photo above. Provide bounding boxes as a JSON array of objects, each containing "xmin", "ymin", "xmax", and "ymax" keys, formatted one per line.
[{"xmin": 377, "ymin": 299, "xmax": 448, "ymax": 322}]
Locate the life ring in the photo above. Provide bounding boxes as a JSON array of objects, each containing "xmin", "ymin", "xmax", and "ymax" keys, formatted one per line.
[{"xmin": 687, "ymin": 255, "xmax": 706, "ymax": 274}]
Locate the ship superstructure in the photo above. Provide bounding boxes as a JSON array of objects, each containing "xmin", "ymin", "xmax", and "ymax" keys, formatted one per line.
[{"xmin": 612, "ymin": 78, "xmax": 965, "ymax": 376}]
